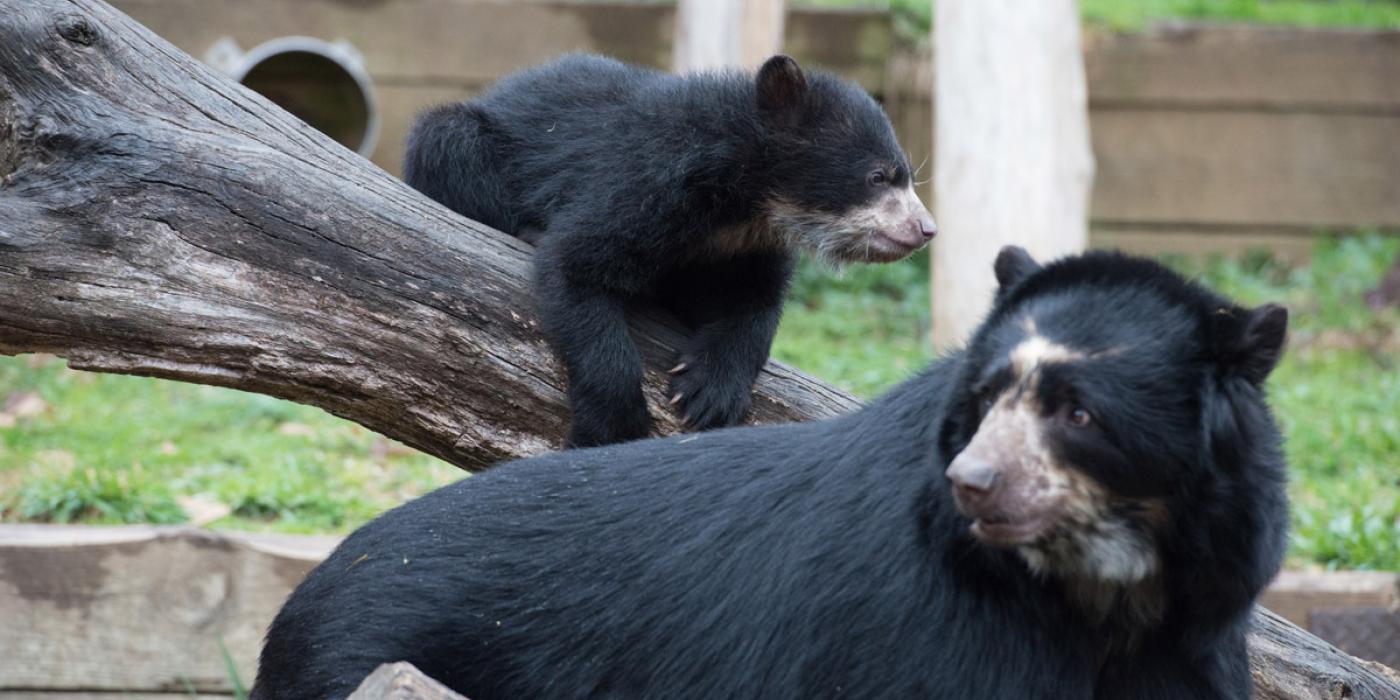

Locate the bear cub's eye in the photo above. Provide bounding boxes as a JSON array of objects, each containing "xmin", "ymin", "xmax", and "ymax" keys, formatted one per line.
[
  {"xmin": 1067, "ymin": 406, "xmax": 1093, "ymax": 428},
  {"xmin": 867, "ymin": 170, "xmax": 889, "ymax": 187}
]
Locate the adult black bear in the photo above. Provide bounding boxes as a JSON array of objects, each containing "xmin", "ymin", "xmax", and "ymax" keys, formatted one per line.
[
  {"xmin": 404, "ymin": 54, "xmax": 934, "ymax": 447},
  {"xmin": 252, "ymin": 247, "xmax": 1289, "ymax": 700}
]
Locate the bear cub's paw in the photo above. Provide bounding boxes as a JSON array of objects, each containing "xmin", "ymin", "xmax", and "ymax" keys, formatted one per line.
[{"xmin": 668, "ymin": 354, "xmax": 755, "ymax": 431}]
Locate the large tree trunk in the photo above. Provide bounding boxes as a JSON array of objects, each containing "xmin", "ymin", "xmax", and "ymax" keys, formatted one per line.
[
  {"xmin": 0, "ymin": 1, "xmax": 1395, "ymax": 697},
  {"xmin": 931, "ymin": 0, "xmax": 1095, "ymax": 348}
]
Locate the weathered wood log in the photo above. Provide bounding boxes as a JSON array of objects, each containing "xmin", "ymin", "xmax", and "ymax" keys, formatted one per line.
[
  {"xmin": 348, "ymin": 662, "xmax": 468, "ymax": 700},
  {"xmin": 0, "ymin": 0, "xmax": 859, "ymax": 471},
  {"xmin": 1250, "ymin": 607, "xmax": 1400, "ymax": 699},
  {"xmin": 0, "ymin": 1, "xmax": 1396, "ymax": 698}
]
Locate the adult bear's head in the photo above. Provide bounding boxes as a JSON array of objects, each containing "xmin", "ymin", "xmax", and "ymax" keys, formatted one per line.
[{"xmin": 937, "ymin": 246, "xmax": 1290, "ymax": 624}]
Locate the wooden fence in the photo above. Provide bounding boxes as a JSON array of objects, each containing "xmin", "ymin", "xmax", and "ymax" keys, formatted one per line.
[
  {"xmin": 886, "ymin": 24, "xmax": 1400, "ymax": 259},
  {"xmin": 108, "ymin": 1, "xmax": 1400, "ymax": 260}
]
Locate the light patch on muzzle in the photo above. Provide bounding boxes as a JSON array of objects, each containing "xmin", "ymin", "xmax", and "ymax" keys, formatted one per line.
[
  {"xmin": 946, "ymin": 332, "xmax": 1160, "ymax": 585},
  {"xmin": 768, "ymin": 185, "xmax": 934, "ymax": 265}
]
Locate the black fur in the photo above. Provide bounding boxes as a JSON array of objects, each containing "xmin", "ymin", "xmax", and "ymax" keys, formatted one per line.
[
  {"xmin": 253, "ymin": 249, "xmax": 1287, "ymax": 699},
  {"xmin": 404, "ymin": 54, "xmax": 931, "ymax": 447}
]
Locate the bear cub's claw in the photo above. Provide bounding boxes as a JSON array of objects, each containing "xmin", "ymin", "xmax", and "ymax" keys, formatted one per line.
[{"xmin": 668, "ymin": 355, "xmax": 753, "ymax": 431}]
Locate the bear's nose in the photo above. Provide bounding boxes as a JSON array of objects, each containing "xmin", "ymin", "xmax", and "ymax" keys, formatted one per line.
[
  {"xmin": 917, "ymin": 212, "xmax": 937, "ymax": 240},
  {"xmin": 946, "ymin": 455, "xmax": 999, "ymax": 497}
]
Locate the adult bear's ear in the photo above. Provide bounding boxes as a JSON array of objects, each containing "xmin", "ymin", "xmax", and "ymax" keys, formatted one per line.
[
  {"xmin": 756, "ymin": 55, "xmax": 808, "ymax": 125},
  {"xmin": 994, "ymin": 246, "xmax": 1041, "ymax": 299},
  {"xmin": 1221, "ymin": 304, "xmax": 1289, "ymax": 385}
]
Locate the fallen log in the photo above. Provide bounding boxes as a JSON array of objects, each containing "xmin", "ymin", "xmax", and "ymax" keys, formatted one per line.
[
  {"xmin": 0, "ymin": 1, "xmax": 1396, "ymax": 697},
  {"xmin": 0, "ymin": 0, "xmax": 858, "ymax": 471},
  {"xmin": 348, "ymin": 662, "xmax": 468, "ymax": 700}
]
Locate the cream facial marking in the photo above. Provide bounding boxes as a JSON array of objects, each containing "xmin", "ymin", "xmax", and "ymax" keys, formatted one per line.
[
  {"xmin": 947, "ymin": 320, "xmax": 1160, "ymax": 587},
  {"xmin": 767, "ymin": 184, "xmax": 934, "ymax": 265},
  {"xmin": 1009, "ymin": 319, "xmax": 1085, "ymax": 386}
]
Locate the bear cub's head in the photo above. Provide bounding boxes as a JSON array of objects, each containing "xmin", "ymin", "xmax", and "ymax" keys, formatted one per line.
[
  {"xmin": 939, "ymin": 246, "xmax": 1289, "ymax": 621},
  {"xmin": 752, "ymin": 55, "xmax": 935, "ymax": 264}
]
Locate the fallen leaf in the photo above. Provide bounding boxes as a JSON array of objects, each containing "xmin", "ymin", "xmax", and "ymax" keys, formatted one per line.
[
  {"xmin": 177, "ymin": 495, "xmax": 232, "ymax": 527},
  {"xmin": 25, "ymin": 353, "xmax": 56, "ymax": 369},
  {"xmin": 276, "ymin": 422, "xmax": 317, "ymax": 437},
  {"xmin": 1, "ymin": 392, "xmax": 49, "ymax": 424}
]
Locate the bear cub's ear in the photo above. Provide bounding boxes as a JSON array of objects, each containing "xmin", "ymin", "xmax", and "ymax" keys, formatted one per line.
[
  {"xmin": 756, "ymin": 55, "xmax": 808, "ymax": 123},
  {"xmin": 1226, "ymin": 304, "xmax": 1289, "ymax": 385},
  {"xmin": 994, "ymin": 246, "xmax": 1041, "ymax": 297}
]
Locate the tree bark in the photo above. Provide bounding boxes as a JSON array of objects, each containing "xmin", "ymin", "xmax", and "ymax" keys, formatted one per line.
[
  {"xmin": 0, "ymin": 0, "xmax": 857, "ymax": 472},
  {"xmin": 931, "ymin": 0, "xmax": 1096, "ymax": 348},
  {"xmin": 0, "ymin": 1, "xmax": 1395, "ymax": 697}
]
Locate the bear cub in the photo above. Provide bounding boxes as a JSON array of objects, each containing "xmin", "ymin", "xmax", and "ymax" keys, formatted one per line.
[
  {"xmin": 404, "ymin": 54, "xmax": 934, "ymax": 447},
  {"xmin": 252, "ymin": 247, "xmax": 1289, "ymax": 699}
]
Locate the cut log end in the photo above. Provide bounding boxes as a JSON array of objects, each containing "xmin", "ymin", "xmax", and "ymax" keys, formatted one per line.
[{"xmin": 348, "ymin": 662, "xmax": 469, "ymax": 700}]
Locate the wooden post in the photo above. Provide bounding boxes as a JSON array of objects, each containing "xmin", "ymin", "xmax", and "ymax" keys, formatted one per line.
[
  {"xmin": 931, "ymin": 0, "xmax": 1095, "ymax": 348},
  {"xmin": 673, "ymin": 0, "xmax": 786, "ymax": 72}
]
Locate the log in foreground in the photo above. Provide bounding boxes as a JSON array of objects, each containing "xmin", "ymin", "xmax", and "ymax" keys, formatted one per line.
[
  {"xmin": 0, "ymin": 1, "xmax": 1394, "ymax": 697},
  {"xmin": 348, "ymin": 662, "xmax": 468, "ymax": 700}
]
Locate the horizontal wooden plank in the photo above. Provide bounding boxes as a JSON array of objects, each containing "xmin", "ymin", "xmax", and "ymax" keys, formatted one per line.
[
  {"xmin": 1090, "ymin": 109, "xmax": 1400, "ymax": 228},
  {"xmin": 1091, "ymin": 226, "xmax": 1320, "ymax": 262},
  {"xmin": 0, "ymin": 525, "xmax": 332, "ymax": 692},
  {"xmin": 110, "ymin": 1, "xmax": 889, "ymax": 91},
  {"xmin": 111, "ymin": 0, "xmax": 671, "ymax": 85},
  {"xmin": 880, "ymin": 53, "xmax": 1400, "ymax": 236},
  {"xmin": 1085, "ymin": 24, "xmax": 1400, "ymax": 111},
  {"xmin": 1308, "ymin": 607, "xmax": 1400, "ymax": 672},
  {"xmin": 1260, "ymin": 570, "xmax": 1400, "ymax": 629},
  {"xmin": 893, "ymin": 26, "xmax": 1400, "ymax": 110}
]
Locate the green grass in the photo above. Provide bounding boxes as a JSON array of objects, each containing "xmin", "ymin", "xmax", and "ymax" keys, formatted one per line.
[
  {"xmin": 773, "ymin": 249, "xmax": 933, "ymax": 397},
  {"xmin": 0, "ymin": 359, "xmax": 460, "ymax": 534},
  {"xmin": 1166, "ymin": 235, "xmax": 1400, "ymax": 570},
  {"xmin": 794, "ymin": 0, "xmax": 1400, "ymax": 33},
  {"xmin": 1080, "ymin": 0, "xmax": 1400, "ymax": 31},
  {"xmin": 2, "ymin": 235, "xmax": 1398, "ymax": 570}
]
